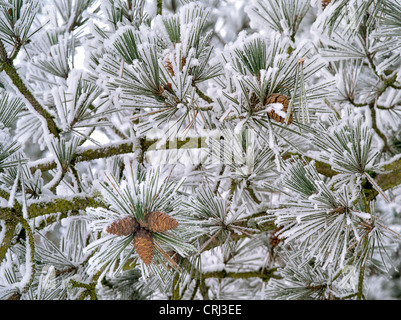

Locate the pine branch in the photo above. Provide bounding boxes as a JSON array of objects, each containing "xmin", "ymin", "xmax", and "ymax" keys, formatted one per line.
[
  {"xmin": 202, "ymin": 268, "xmax": 280, "ymax": 281},
  {"xmin": 0, "ymin": 193, "xmax": 106, "ymax": 264},
  {"xmin": 282, "ymin": 152, "xmax": 339, "ymax": 178},
  {"xmin": 26, "ymin": 194, "xmax": 107, "ymax": 219},
  {"xmin": 357, "ymin": 237, "xmax": 369, "ymax": 300},
  {"xmin": 0, "ymin": 189, "xmax": 22, "ymax": 263},
  {"xmin": 29, "ymin": 141, "xmax": 137, "ymax": 173},
  {"xmin": 0, "ymin": 40, "xmax": 7, "ymax": 62},
  {"xmin": 0, "ymin": 42, "xmax": 60, "ymax": 137},
  {"xmin": 27, "ymin": 137, "xmax": 401, "ymax": 196},
  {"xmin": 0, "ymin": 0, "xmax": 400, "ymax": 300},
  {"xmin": 375, "ymin": 158, "xmax": 401, "ymax": 192},
  {"xmin": 29, "ymin": 137, "xmax": 208, "ymax": 173},
  {"xmin": 370, "ymin": 104, "xmax": 392, "ymax": 153},
  {"xmin": 69, "ymin": 279, "xmax": 98, "ymax": 300},
  {"xmin": 194, "ymin": 86, "xmax": 213, "ymax": 104},
  {"xmin": 18, "ymin": 216, "xmax": 36, "ymax": 293},
  {"xmin": 0, "ymin": 218, "xmax": 17, "ymax": 263}
]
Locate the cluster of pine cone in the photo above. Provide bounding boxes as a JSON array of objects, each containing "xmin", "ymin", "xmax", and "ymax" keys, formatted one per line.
[
  {"xmin": 162, "ymin": 43, "xmax": 293, "ymax": 126},
  {"xmin": 106, "ymin": 210, "xmax": 178, "ymax": 265}
]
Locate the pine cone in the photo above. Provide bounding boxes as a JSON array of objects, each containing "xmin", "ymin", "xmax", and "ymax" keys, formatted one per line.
[
  {"xmin": 265, "ymin": 93, "xmax": 293, "ymax": 125},
  {"xmin": 133, "ymin": 228, "xmax": 154, "ymax": 265},
  {"xmin": 106, "ymin": 215, "xmax": 139, "ymax": 236},
  {"xmin": 144, "ymin": 210, "xmax": 179, "ymax": 233},
  {"xmin": 7, "ymin": 293, "xmax": 21, "ymax": 300},
  {"xmin": 322, "ymin": 0, "xmax": 332, "ymax": 10},
  {"xmin": 164, "ymin": 53, "xmax": 186, "ymax": 76}
]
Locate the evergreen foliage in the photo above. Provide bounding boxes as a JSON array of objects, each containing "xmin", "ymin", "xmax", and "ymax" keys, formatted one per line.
[{"xmin": 0, "ymin": 0, "xmax": 401, "ymax": 301}]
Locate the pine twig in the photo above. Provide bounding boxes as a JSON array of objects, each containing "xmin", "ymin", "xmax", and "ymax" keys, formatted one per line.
[
  {"xmin": 70, "ymin": 279, "xmax": 98, "ymax": 300},
  {"xmin": 18, "ymin": 216, "xmax": 36, "ymax": 293},
  {"xmin": 202, "ymin": 268, "xmax": 280, "ymax": 281},
  {"xmin": 0, "ymin": 219, "xmax": 18, "ymax": 263},
  {"xmin": 0, "ymin": 41, "xmax": 60, "ymax": 137}
]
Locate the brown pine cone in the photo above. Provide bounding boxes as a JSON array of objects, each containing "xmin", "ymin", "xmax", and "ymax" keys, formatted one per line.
[
  {"xmin": 133, "ymin": 228, "xmax": 154, "ymax": 265},
  {"xmin": 165, "ymin": 57, "xmax": 174, "ymax": 76},
  {"xmin": 322, "ymin": 0, "xmax": 332, "ymax": 10},
  {"xmin": 265, "ymin": 93, "xmax": 293, "ymax": 125},
  {"xmin": 7, "ymin": 293, "xmax": 21, "ymax": 300},
  {"xmin": 106, "ymin": 215, "xmax": 139, "ymax": 236},
  {"xmin": 144, "ymin": 210, "xmax": 179, "ymax": 233},
  {"xmin": 164, "ymin": 53, "xmax": 186, "ymax": 76}
]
